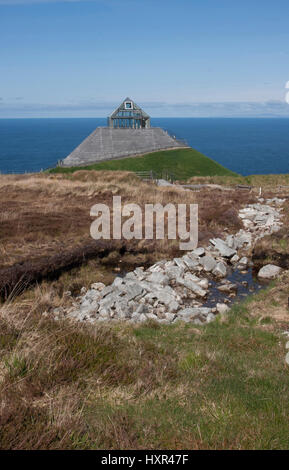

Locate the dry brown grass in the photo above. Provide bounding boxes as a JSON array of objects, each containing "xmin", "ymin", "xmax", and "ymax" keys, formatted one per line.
[
  {"xmin": 188, "ymin": 173, "xmax": 289, "ymax": 190},
  {"xmin": 0, "ymin": 170, "xmax": 259, "ymax": 300},
  {"xmin": 0, "ymin": 301, "xmax": 180, "ymax": 449}
]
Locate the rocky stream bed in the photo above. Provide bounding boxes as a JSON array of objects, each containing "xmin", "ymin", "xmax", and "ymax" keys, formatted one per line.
[{"xmin": 50, "ymin": 197, "xmax": 285, "ymax": 325}]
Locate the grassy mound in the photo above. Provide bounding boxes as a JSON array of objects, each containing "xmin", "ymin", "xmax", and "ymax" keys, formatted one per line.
[{"xmin": 49, "ymin": 148, "xmax": 237, "ymax": 180}]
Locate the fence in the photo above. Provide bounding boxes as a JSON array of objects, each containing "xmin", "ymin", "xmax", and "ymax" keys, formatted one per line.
[{"xmin": 134, "ymin": 169, "xmax": 175, "ymax": 183}]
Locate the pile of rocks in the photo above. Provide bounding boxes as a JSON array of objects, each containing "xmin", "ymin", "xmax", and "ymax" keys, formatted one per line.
[
  {"xmin": 50, "ymin": 197, "xmax": 285, "ymax": 325},
  {"xmin": 239, "ymin": 200, "xmax": 284, "ymax": 237}
]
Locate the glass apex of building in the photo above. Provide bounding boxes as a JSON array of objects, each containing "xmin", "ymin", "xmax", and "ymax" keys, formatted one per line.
[{"xmin": 107, "ymin": 98, "xmax": 150, "ymax": 129}]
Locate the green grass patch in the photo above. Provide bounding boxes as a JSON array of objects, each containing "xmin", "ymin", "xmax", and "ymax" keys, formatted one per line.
[
  {"xmin": 1, "ymin": 281, "xmax": 289, "ymax": 449},
  {"xmin": 75, "ymin": 304, "xmax": 289, "ymax": 449},
  {"xmin": 49, "ymin": 148, "xmax": 237, "ymax": 181}
]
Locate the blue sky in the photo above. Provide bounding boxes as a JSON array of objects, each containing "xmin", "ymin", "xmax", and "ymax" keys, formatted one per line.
[{"xmin": 1, "ymin": 0, "xmax": 289, "ymax": 117}]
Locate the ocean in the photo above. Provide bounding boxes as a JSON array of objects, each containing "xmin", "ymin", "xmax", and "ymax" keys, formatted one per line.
[{"xmin": 0, "ymin": 117, "xmax": 289, "ymax": 175}]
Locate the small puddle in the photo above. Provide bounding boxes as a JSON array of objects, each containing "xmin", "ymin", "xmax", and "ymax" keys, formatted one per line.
[{"xmin": 203, "ymin": 267, "xmax": 265, "ymax": 308}]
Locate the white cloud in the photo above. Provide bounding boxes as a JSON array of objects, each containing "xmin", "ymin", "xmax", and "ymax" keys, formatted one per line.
[{"xmin": 1, "ymin": 100, "xmax": 289, "ymax": 118}]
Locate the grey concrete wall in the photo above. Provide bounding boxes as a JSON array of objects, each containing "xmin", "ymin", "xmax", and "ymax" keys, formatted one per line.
[{"xmin": 62, "ymin": 127, "xmax": 188, "ymax": 167}]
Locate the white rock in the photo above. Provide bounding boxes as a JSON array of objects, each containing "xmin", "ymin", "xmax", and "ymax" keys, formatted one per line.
[
  {"xmin": 139, "ymin": 314, "xmax": 148, "ymax": 322},
  {"xmin": 182, "ymin": 255, "xmax": 200, "ymax": 271},
  {"xmin": 178, "ymin": 307, "xmax": 206, "ymax": 319},
  {"xmin": 146, "ymin": 272, "xmax": 169, "ymax": 285},
  {"xmin": 198, "ymin": 279, "xmax": 209, "ymax": 289},
  {"xmin": 234, "ymin": 230, "xmax": 252, "ymax": 249},
  {"xmin": 125, "ymin": 283, "xmax": 144, "ymax": 300},
  {"xmin": 176, "ymin": 278, "xmax": 207, "ymax": 298},
  {"xmin": 192, "ymin": 247, "xmax": 205, "ymax": 257},
  {"xmin": 218, "ymin": 282, "xmax": 236, "ymax": 293},
  {"xmin": 200, "ymin": 255, "xmax": 217, "ymax": 272},
  {"xmin": 168, "ymin": 301, "xmax": 180, "ymax": 313},
  {"xmin": 212, "ymin": 262, "xmax": 227, "ymax": 278},
  {"xmin": 206, "ymin": 313, "xmax": 216, "ymax": 323},
  {"xmin": 210, "ymin": 238, "xmax": 236, "ymax": 258},
  {"xmin": 155, "ymin": 291, "xmax": 176, "ymax": 307},
  {"xmin": 165, "ymin": 312, "xmax": 176, "ymax": 322},
  {"xmin": 112, "ymin": 277, "xmax": 124, "ymax": 288},
  {"xmin": 146, "ymin": 313, "xmax": 159, "ymax": 321},
  {"xmin": 257, "ymin": 265, "xmax": 282, "ymax": 280},
  {"xmin": 238, "ymin": 257, "xmax": 248, "ymax": 268},
  {"xmin": 231, "ymin": 254, "xmax": 240, "ymax": 263},
  {"xmin": 101, "ymin": 285, "xmax": 114, "ymax": 297},
  {"xmin": 173, "ymin": 258, "xmax": 187, "ymax": 269},
  {"xmin": 166, "ymin": 266, "xmax": 185, "ymax": 280},
  {"xmin": 216, "ymin": 303, "xmax": 230, "ymax": 314}
]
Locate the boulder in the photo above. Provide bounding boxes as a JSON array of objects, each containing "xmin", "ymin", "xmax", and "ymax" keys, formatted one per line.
[
  {"xmin": 155, "ymin": 291, "xmax": 177, "ymax": 307},
  {"xmin": 178, "ymin": 307, "xmax": 204, "ymax": 319},
  {"xmin": 192, "ymin": 247, "xmax": 205, "ymax": 257},
  {"xmin": 176, "ymin": 277, "xmax": 207, "ymax": 297},
  {"xmin": 134, "ymin": 267, "xmax": 145, "ymax": 280},
  {"xmin": 210, "ymin": 238, "xmax": 236, "ymax": 258},
  {"xmin": 173, "ymin": 258, "xmax": 187, "ymax": 269},
  {"xmin": 182, "ymin": 255, "xmax": 200, "ymax": 271},
  {"xmin": 146, "ymin": 271, "xmax": 169, "ymax": 285},
  {"xmin": 238, "ymin": 257, "xmax": 248, "ymax": 269},
  {"xmin": 115, "ymin": 301, "xmax": 131, "ymax": 318},
  {"xmin": 200, "ymin": 255, "xmax": 217, "ymax": 272},
  {"xmin": 212, "ymin": 261, "xmax": 227, "ymax": 278},
  {"xmin": 198, "ymin": 279, "xmax": 209, "ymax": 289},
  {"xmin": 230, "ymin": 254, "xmax": 240, "ymax": 264},
  {"xmin": 125, "ymin": 272, "xmax": 138, "ymax": 281},
  {"xmin": 148, "ymin": 260, "xmax": 167, "ymax": 272},
  {"xmin": 112, "ymin": 277, "xmax": 124, "ymax": 288},
  {"xmin": 217, "ymin": 282, "xmax": 237, "ymax": 293},
  {"xmin": 166, "ymin": 266, "xmax": 184, "ymax": 280},
  {"xmin": 135, "ymin": 303, "xmax": 150, "ymax": 314},
  {"xmin": 164, "ymin": 312, "xmax": 176, "ymax": 322},
  {"xmin": 167, "ymin": 302, "xmax": 179, "ymax": 313},
  {"xmin": 146, "ymin": 313, "xmax": 159, "ymax": 321},
  {"xmin": 125, "ymin": 283, "xmax": 145, "ymax": 300},
  {"xmin": 225, "ymin": 235, "xmax": 235, "ymax": 248},
  {"xmin": 257, "ymin": 265, "xmax": 282, "ymax": 280},
  {"xmin": 206, "ymin": 313, "xmax": 216, "ymax": 323},
  {"xmin": 239, "ymin": 208, "xmax": 258, "ymax": 221},
  {"xmin": 101, "ymin": 285, "xmax": 114, "ymax": 297},
  {"xmin": 233, "ymin": 230, "xmax": 252, "ymax": 249},
  {"xmin": 184, "ymin": 272, "xmax": 202, "ymax": 283}
]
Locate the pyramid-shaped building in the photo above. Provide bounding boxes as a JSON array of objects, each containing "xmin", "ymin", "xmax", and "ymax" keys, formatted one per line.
[{"xmin": 61, "ymin": 98, "xmax": 187, "ymax": 167}]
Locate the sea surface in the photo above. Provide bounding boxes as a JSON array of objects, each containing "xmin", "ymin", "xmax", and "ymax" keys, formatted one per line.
[{"xmin": 0, "ymin": 117, "xmax": 289, "ymax": 175}]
